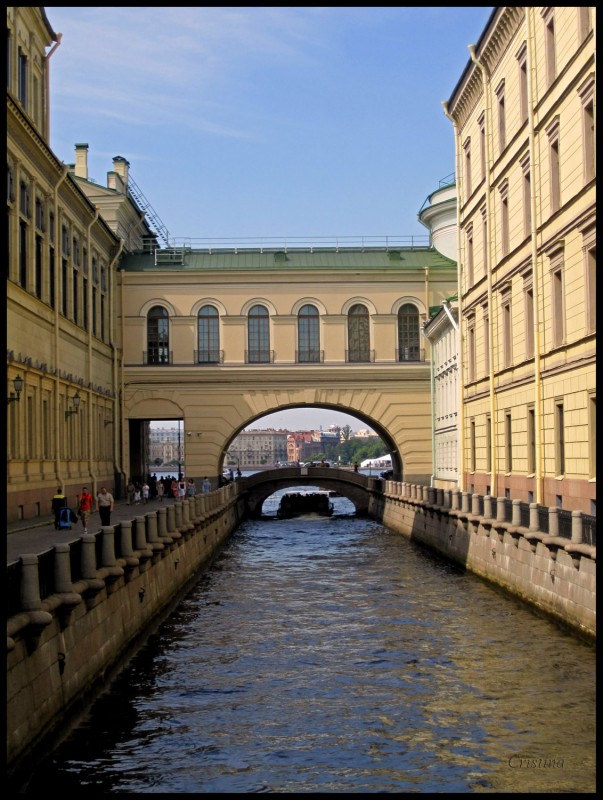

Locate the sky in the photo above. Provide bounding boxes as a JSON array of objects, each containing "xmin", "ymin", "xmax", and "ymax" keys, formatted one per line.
[
  {"xmin": 46, "ymin": 6, "xmax": 494, "ymax": 245},
  {"xmin": 47, "ymin": 6, "xmax": 493, "ymax": 434}
]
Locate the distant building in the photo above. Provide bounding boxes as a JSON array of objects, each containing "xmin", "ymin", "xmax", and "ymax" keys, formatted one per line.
[{"xmin": 228, "ymin": 429, "xmax": 289, "ymax": 468}]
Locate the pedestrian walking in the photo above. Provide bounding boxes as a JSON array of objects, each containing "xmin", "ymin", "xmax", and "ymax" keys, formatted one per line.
[
  {"xmin": 142, "ymin": 482, "xmax": 150, "ymax": 504},
  {"xmin": 171, "ymin": 479, "xmax": 178, "ymax": 499},
  {"xmin": 178, "ymin": 479, "xmax": 187, "ymax": 499},
  {"xmin": 186, "ymin": 478, "xmax": 197, "ymax": 497},
  {"xmin": 96, "ymin": 486, "xmax": 114, "ymax": 526},
  {"xmin": 78, "ymin": 486, "xmax": 94, "ymax": 533},
  {"xmin": 202, "ymin": 476, "xmax": 211, "ymax": 493},
  {"xmin": 157, "ymin": 481, "xmax": 165, "ymax": 502},
  {"xmin": 134, "ymin": 484, "xmax": 142, "ymax": 504},
  {"xmin": 126, "ymin": 480, "xmax": 135, "ymax": 505},
  {"xmin": 51, "ymin": 486, "xmax": 66, "ymax": 529}
]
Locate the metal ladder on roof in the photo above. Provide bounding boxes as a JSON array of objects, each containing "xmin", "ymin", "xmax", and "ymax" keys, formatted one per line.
[{"xmin": 126, "ymin": 173, "xmax": 172, "ymax": 249}]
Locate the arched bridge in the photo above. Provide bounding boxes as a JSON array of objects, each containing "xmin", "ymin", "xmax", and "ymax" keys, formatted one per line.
[{"xmin": 241, "ymin": 467, "xmax": 378, "ymax": 517}]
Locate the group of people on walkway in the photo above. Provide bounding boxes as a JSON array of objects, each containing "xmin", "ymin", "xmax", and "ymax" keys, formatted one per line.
[
  {"xmin": 52, "ymin": 485, "xmax": 115, "ymax": 532},
  {"xmin": 52, "ymin": 474, "xmax": 217, "ymax": 535}
]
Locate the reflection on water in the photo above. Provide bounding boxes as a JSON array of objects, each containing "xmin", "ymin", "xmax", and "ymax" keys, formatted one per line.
[{"xmin": 24, "ymin": 494, "xmax": 596, "ymax": 793}]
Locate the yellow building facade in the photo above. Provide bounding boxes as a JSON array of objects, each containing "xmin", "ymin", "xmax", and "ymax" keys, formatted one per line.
[{"xmin": 444, "ymin": 6, "xmax": 596, "ymax": 513}]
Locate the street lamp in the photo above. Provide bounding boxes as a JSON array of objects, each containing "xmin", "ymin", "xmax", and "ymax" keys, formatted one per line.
[
  {"xmin": 7, "ymin": 375, "xmax": 24, "ymax": 404},
  {"xmin": 65, "ymin": 391, "xmax": 81, "ymax": 419}
]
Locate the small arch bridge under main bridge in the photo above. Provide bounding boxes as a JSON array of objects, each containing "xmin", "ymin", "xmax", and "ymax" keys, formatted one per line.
[{"xmin": 241, "ymin": 467, "xmax": 382, "ymax": 517}]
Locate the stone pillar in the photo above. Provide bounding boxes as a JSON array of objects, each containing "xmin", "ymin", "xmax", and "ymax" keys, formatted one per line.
[
  {"xmin": 461, "ymin": 492, "xmax": 471, "ymax": 513},
  {"xmin": 81, "ymin": 534, "xmax": 98, "ymax": 580},
  {"xmin": 166, "ymin": 504, "xmax": 177, "ymax": 534},
  {"xmin": 512, "ymin": 499, "xmax": 522, "ymax": 527},
  {"xmin": 54, "ymin": 543, "xmax": 74, "ymax": 593},
  {"xmin": 496, "ymin": 497, "xmax": 506, "ymax": 523},
  {"xmin": 571, "ymin": 510, "xmax": 583, "ymax": 544},
  {"xmin": 147, "ymin": 512, "xmax": 159, "ymax": 543},
  {"xmin": 529, "ymin": 502, "xmax": 540, "ymax": 531},
  {"xmin": 436, "ymin": 488, "xmax": 444, "ymax": 507},
  {"xmin": 174, "ymin": 502, "xmax": 183, "ymax": 530},
  {"xmin": 427, "ymin": 487, "xmax": 436, "ymax": 504},
  {"xmin": 20, "ymin": 554, "xmax": 42, "ymax": 610},
  {"xmin": 120, "ymin": 520, "xmax": 134, "ymax": 557},
  {"xmin": 101, "ymin": 526, "xmax": 117, "ymax": 567},
  {"xmin": 483, "ymin": 495, "xmax": 493, "ymax": 520},
  {"xmin": 451, "ymin": 491, "xmax": 460, "ymax": 511},
  {"xmin": 471, "ymin": 493, "xmax": 480, "ymax": 515},
  {"xmin": 548, "ymin": 507, "xmax": 559, "ymax": 537},
  {"xmin": 157, "ymin": 507, "xmax": 168, "ymax": 538},
  {"xmin": 134, "ymin": 516, "xmax": 148, "ymax": 550}
]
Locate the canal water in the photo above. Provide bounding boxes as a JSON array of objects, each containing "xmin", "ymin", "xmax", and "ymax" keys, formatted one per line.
[{"xmin": 24, "ymin": 489, "xmax": 595, "ymax": 793}]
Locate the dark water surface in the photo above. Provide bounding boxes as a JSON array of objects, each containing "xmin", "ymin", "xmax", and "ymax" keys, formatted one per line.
[{"xmin": 24, "ymin": 493, "xmax": 595, "ymax": 793}]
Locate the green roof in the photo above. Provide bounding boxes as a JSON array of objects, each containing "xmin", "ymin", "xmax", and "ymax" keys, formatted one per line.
[{"xmin": 120, "ymin": 246, "xmax": 457, "ymax": 273}]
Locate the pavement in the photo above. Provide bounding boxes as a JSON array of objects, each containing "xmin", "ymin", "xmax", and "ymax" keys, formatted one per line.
[{"xmin": 6, "ymin": 497, "xmax": 178, "ymax": 564}]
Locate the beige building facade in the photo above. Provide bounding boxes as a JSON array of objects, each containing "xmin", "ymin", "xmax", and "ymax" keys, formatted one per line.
[
  {"xmin": 6, "ymin": 7, "xmax": 155, "ymax": 523},
  {"xmin": 119, "ymin": 246, "xmax": 457, "ymax": 485},
  {"xmin": 444, "ymin": 6, "xmax": 596, "ymax": 513}
]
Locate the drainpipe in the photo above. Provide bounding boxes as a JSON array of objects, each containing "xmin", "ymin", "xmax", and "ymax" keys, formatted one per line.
[
  {"xmin": 441, "ymin": 100, "xmax": 466, "ymax": 492},
  {"xmin": 109, "ymin": 241, "xmax": 124, "ymax": 493},
  {"xmin": 85, "ymin": 210, "xmax": 99, "ymax": 492},
  {"xmin": 525, "ymin": 8, "xmax": 544, "ymax": 505},
  {"xmin": 53, "ymin": 164, "xmax": 70, "ymax": 490},
  {"xmin": 423, "ymin": 321, "xmax": 436, "ymax": 488},
  {"xmin": 44, "ymin": 33, "xmax": 62, "ymax": 140},
  {"xmin": 468, "ymin": 42, "xmax": 498, "ymax": 498}
]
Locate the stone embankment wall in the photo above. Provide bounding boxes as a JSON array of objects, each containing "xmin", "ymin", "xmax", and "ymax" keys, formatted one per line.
[
  {"xmin": 370, "ymin": 480, "xmax": 596, "ymax": 640},
  {"xmin": 7, "ymin": 483, "xmax": 244, "ymax": 787}
]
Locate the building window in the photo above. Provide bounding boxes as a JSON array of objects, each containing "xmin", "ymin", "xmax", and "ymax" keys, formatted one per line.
[
  {"xmin": 527, "ymin": 406, "xmax": 536, "ymax": 474},
  {"xmin": 478, "ymin": 113, "xmax": 486, "ymax": 181},
  {"xmin": 578, "ymin": 7, "xmax": 592, "ymax": 42},
  {"xmin": 147, "ymin": 306, "xmax": 170, "ymax": 364},
  {"xmin": 465, "ymin": 225, "xmax": 474, "ymax": 288},
  {"xmin": 35, "ymin": 234, "xmax": 43, "ymax": 299},
  {"xmin": 550, "ymin": 138, "xmax": 560, "ymax": 213},
  {"xmin": 505, "ymin": 411, "xmax": 513, "ymax": 473},
  {"xmin": 247, "ymin": 304, "xmax": 270, "ymax": 363},
  {"xmin": 73, "ymin": 266, "xmax": 79, "ymax": 324},
  {"xmin": 397, "ymin": 303, "xmax": 421, "ymax": 361},
  {"xmin": 198, "ymin": 305, "xmax": 220, "ymax": 363},
  {"xmin": 297, "ymin": 304, "xmax": 320, "ymax": 363},
  {"xmin": 524, "ymin": 283, "xmax": 534, "ymax": 359},
  {"xmin": 551, "ymin": 260, "xmax": 564, "ymax": 348},
  {"xmin": 582, "ymin": 97, "xmax": 595, "ymax": 184},
  {"xmin": 588, "ymin": 394, "xmax": 596, "ymax": 478},
  {"xmin": 481, "ymin": 207, "xmax": 488, "ymax": 275},
  {"xmin": 61, "ymin": 258, "xmax": 68, "ymax": 316},
  {"xmin": 19, "ymin": 220, "xmax": 27, "ymax": 288},
  {"xmin": 83, "ymin": 277, "xmax": 88, "ymax": 330},
  {"xmin": 496, "ymin": 80, "xmax": 506, "ymax": 153},
  {"xmin": 49, "ymin": 247, "xmax": 55, "ymax": 308},
  {"xmin": 555, "ymin": 401, "xmax": 565, "ymax": 476},
  {"xmin": 470, "ymin": 419, "xmax": 476, "ymax": 472},
  {"xmin": 543, "ymin": 9, "xmax": 556, "ymax": 87},
  {"xmin": 517, "ymin": 44, "xmax": 528, "ymax": 124},
  {"xmin": 502, "ymin": 291, "xmax": 512, "ymax": 368},
  {"xmin": 467, "ymin": 316, "xmax": 476, "ymax": 382},
  {"xmin": 18, "ymin": 47, "xmax": 27, "ymax": 108},
  {"xmin": 521, "ymin": 153, "xmax": 531, "ymax": 237},
  {"xmin": 463, "ymin": 138, "xmax": 472, "ymax": 199},
  {"xmin": 483, "ymin": 309, "xmax": 490, "ymax": 374},
  {"xmin": 486, "ymin": 414, "xmax": 492, "ymax": 473},
  {"xmin": 585, "ymin": 242, "xmax": 596, "ymax": 334},
  {"xmin": 499, "ymin": 182, "xmax": 509, "ymax": 257},
  {"xmin": 347, "ymin": 303, "xmax": 370, "ymax": 362},
  {"xmin": 92, "ymin": 286, "xmax": 97, "ymax": 335}
]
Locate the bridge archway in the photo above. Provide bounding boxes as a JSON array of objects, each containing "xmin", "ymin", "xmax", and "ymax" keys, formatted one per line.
[{"xmin": 241, "ymin": 467, "xmax": 373, "ymax": 517}]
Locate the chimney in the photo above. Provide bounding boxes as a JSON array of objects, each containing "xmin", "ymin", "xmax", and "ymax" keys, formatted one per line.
[
  {"xmin": 74, "ymin": 143, "xmax": 89, "ymax": 180},
  {"xmin": 112, "ymin": 156, "xmax": 130, "ymax": 188}
]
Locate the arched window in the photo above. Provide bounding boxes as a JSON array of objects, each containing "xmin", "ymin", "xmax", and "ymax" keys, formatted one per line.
[
  {"xmin": 297, "ymin": 304, "xmax": 320, "ymax": 362},
  {"xmin": 347, "ymin": 303, "xmax": 370, "ymax": 362},
  {"xmin": 247, "ymin": 304, "xmax": 270, "ymax": 363},
  {"xmin": 147, "ymin": 306, "xmax": 170, "ymax": 364},
  {"xmin": 398, "ymin": 303, "xmax": 421, "ymax": 361},
  {"xmin": 197, "ymin": 305, "xmax": 220, "ymax": 363}
]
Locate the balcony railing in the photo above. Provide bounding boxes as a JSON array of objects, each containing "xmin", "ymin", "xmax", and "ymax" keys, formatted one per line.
[
  {"xmin": 143, "ymin": 350, "xmax": 173, "ymax": 365},
  {"xmin": 296, "ymin": 350, "xmax": 324, "ymax": 364},
  {"xmin": 396, "ymin": 348, "xmax": 425, "ymax": 362},
  {"xmin": 245, "ymin": 350, "xmax": 275, "ymax": 364},
  {"xmin": 194, "ymin": 349, "xmax": 224, "ymax": 364},
  {"xmin": 346, "ymin": 349, "xmax": 375, "ymax": 363}
]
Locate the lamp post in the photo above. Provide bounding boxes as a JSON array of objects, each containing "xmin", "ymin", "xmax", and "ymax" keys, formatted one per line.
[
  {"xmin": 65, "ymin": 391, "xmax": 81, "ymax": 419},
  {"xmin": 7, "ymin": 375, "xmax": 24, "ymax": 404},
  {"xmin": 177, "ymin": 419, "xmax": 182, "ymax": 479}
]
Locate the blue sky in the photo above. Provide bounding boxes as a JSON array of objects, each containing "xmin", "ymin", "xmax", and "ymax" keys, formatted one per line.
[
  {"xmin": 47, "ymin": 6, "xmax": 493, "ymax": 432},
  {"xmin": 47, "ymin": 6, "xmax": 493, "ymax": 244}
]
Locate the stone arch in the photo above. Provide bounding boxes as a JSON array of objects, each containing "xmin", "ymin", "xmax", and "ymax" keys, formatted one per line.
[
  {"xmin": 139, "ymin": 298, "xmax": 179, "ymax": 317},
  {"xmin": 391, "ymin": 296, "xmax": 427, "ymax": 316},
  {"xmin": 190, "ymin": 298, "xmax": 227, "ymax": 317},
  {"xmin": 341, "ymin": 296, "xmax": 377, "ymax": 315},
  {"xmin": 291, "ymin": 297, "xmax": 328, "ymax": 316},
  {"xmin": 240, "ymin": 297, "xmax": 278, "ymax": 316}
]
